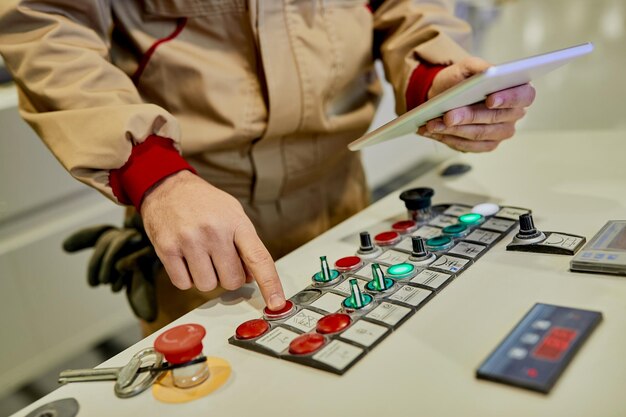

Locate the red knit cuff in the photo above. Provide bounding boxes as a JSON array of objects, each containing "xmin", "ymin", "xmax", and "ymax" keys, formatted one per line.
[
  {"xmin": 405, "ymin": 63, "xmax": 448, "ymax": 111},
  {"xmin": 109, "ymin": 135, "xmax": 196, "ymax": 209}
]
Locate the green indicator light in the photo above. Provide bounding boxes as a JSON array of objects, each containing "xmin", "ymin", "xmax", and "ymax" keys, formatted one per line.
[
  {"xmin": 387, "ymin": 263, "xmax": 416, "ymax": 280},
  {"xmin": 426, "ymin": 236, "xmax": 452, "ymax": 247},
  {"xmin": 442, "ymin": 224, "xmax": 468, "ymax": 237},
  {"xmin": 459, "ymin": 213, "xmax": 484, "ymax": 225}
]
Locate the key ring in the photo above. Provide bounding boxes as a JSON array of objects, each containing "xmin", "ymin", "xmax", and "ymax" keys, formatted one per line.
[{"xmin": 114, "ymin": 347, "xmax": 164, "ymax": 398}]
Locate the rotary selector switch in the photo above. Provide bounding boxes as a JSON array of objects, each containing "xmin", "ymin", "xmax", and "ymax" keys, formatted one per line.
[
  {"xmin": 342, "ymin": 278, "xmax": 374, "ymax": 311},
  {"xmin": 312, "ymin": 256, "xmax": 340, "ymax": 284},
  {"xmin": 507, "ymin": 213, "xmax": 586, "ymax": 255},
  {"xmin": 365, "ymin": 264, "xmax": 394, "ymax": 292},
  {"xmin": 512, "ymin": 213, "xmax": 546, "ymax": 244}
]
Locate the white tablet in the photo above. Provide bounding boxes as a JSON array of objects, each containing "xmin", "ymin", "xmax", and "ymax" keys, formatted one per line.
[{"xmin": 348, "ymin": 42, "xmax": 594, "ymax": 151}]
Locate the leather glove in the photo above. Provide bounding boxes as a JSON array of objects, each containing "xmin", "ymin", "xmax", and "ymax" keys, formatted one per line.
[{"xmin": 62, "ymin": 214, "xmax": 159, "ymax": 322}]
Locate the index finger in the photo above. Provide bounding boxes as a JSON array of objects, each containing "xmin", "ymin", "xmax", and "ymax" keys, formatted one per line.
[{"xmin": 234, "ymin": 223, "xmax": 286, "ymax": 310}]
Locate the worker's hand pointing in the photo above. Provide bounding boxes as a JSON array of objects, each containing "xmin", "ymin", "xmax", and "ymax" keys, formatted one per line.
[{"xmin": 140, "ymin": 170, "xmax": 286, "ymax": 310}]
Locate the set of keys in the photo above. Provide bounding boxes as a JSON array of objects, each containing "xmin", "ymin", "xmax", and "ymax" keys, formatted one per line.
[
  {"xmin": 58, "ymin": 347, "xmax": 208, "ymax": 398},
  {"xmin": 58, "ymin": 347, "xmax": 165, "ymax": 398}
]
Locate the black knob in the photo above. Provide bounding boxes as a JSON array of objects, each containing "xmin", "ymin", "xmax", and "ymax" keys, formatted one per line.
[
  {"xmin": 359, "ymin": 231, "xmax": 374, "ymax": 252},
  {"xmin": 399, "ymin": 187, "xmax": 434, "ymax": 211},
  {"xmin": 518, "ymin": 213, "xmax": 538, "ymax": 236},
  {"xmin": 411, "ymin": 236, "xmax": 428, "ymax": 257}
]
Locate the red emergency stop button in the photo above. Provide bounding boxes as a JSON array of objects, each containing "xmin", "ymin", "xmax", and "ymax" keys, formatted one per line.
[
  {"xmin": 334, "ymin": 256, "xmax": 363, "ymax": 272},
  {"xmin": 392, "ymin": 220, "xmax": 417, "ymax": 234},
  {"xmin": 289, "ymin": 333, "xmax": 326, "ymax": 355},
  {"xmin": 263, "ymin": 300, "xmax": 295, "ymax": 320},
  {"xmin": 374, "ymin": 231, "xmax": 401, "ymax": 246},
  {"xmin": 235, "ymin": 319, "xmax": 270, "ymax": 340},
  {"xmin": 316, "ymin": 313, "xmax": 351, "ymax": 334},
  {"xmin": 154, "ymin": 323, "xmax": 205, "ymax": 364}
]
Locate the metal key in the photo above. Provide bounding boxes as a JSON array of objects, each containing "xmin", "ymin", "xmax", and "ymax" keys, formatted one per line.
[
  {"xmin": 59, "ymin": 355, "xmax": 141, "ymax": 386},
  {"xmin": 58, "ymin": 347, "xmax": 164, "ymax": 398}
]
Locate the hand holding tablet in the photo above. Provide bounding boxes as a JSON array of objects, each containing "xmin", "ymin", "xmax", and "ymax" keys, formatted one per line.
[{"xmin": 348, "ymin": 43, "xmax": 594, "ymax": 152}]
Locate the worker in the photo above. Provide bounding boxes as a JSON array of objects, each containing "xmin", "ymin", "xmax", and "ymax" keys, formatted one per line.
[{"xmin": 0, "ymin": 0, "xmax": 535, "ymax": 334}]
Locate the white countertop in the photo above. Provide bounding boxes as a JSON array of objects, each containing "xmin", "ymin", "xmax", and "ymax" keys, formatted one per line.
[{"xmin": 12, "ymin": 129, "xmax": 626, "ymax": 417}]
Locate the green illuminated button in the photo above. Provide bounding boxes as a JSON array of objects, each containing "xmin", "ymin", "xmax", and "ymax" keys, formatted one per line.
[
  {"xmin": 442, "ymin": 224, "xmax": 468, "ymax": 238},
  {"xmin": 386, "ymin": 263, "xmax": 416, "ymax": 280},
  {"xmin": 458, "ymin": 213, "xmax": 484, "ymax": 226},
  {"xmin": 426, "ymin": 235, "xmax": 453, "ymax": 250}
]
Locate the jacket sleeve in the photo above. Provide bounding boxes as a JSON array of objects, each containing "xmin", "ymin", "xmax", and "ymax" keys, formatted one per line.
[
  {"xmin": 372, "ymin": 0, "xmax": 472, "ymax": 114},
  {"xmin": 0, "ymin": 0, "xmax": 191, "ymax": 208}
]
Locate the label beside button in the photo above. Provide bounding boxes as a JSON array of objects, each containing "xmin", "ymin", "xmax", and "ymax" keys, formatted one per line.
[
  {"xmin": 410, "ymin": 269, "xmax": 452, "ymax": 290},
  {"xmin": 366, "ymin": 302, "xmax": 412, "ymax": 326},
  {"xmin": 255, "ymin": 327, "xmax": 300, "ymax": 354},
  {"xmin": 312, "ymin": 340, "xmax": 364, "ymax": 371},
  {"xmin": 284, "ymin": 309, "xmax": 324, "ymax": 333},
  {"xmin": 340, "ymin": 320, "xmax": 389, "ymax": 347},
  {"xmin": 387, "ymin": 285, "xmax": 432, "ymax": 307},
  {"xmin": 411, "ymin": 225, "xmax": 442, "ymax": 240},
  {"xmin": 465, "ymin": 229, "xmax": 501, "ymax": 245},
  {"xmin": 375, "ymin": 249, "xmax": 410, "ymax": 265},
  {"xmin": 448, "ymin": 242, "xmax": 486, "ymax": 259}
]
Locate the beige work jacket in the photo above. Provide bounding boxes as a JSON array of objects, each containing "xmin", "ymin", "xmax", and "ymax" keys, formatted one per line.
[{"xmin": 0, "ymin": 0, "xmax": 470, "ymax": 256}]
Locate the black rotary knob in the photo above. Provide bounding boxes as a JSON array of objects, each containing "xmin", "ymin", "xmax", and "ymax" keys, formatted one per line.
[
  {"xmin": 359, "ymin": 231, "xmax": 375, "ymax": 252},
  {"xmin": 516, "ymin": 213, "xmax": 543, "ymax": 240},
  {"xmin": 411, "ymin": 236, "xmax": 428, "ymax": 258},
  {"xmin": 519, "ymin": 213, "xmax": 537, "ymax": 235}
]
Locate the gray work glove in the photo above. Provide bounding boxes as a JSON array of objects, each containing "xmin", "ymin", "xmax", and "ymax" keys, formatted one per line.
[{"xmin": 62, "ymin": 214, "xmax": 159, "ymax": 322}]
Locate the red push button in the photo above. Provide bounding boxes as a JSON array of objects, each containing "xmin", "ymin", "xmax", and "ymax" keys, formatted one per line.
[
  {"xmin": 374, "ymin": 231, "xmax": 401, "ymax": 246},
  {"xmin": 154, "ymin": 323, "xmax": 205, "ymax": 364},
  {"xmin": 334, "ymin": 256, "xmax": 363, "ymax": 272},
  {"xmin": 316, "ymin": 313, "xmax": 351, "ymax": 334},
  {"xmin": 289, "ymin": 333, "xmax": 326, "ymax": 355},
  {"xmin": 264, "ymin": 300, "xmax": 295, "ymax": 320},
  {"xmin": 392, "ymin": 220, "xmax": 417, "ymax": 234},
  {"xmin": 235, "ymin": 319, "xmax": 270, "ymax": 340}
]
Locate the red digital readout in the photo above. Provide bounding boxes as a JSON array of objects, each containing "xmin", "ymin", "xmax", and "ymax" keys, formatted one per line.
[{"xmin": 532, "ymin": 327, "xmax": 578, "ymax": 361}]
